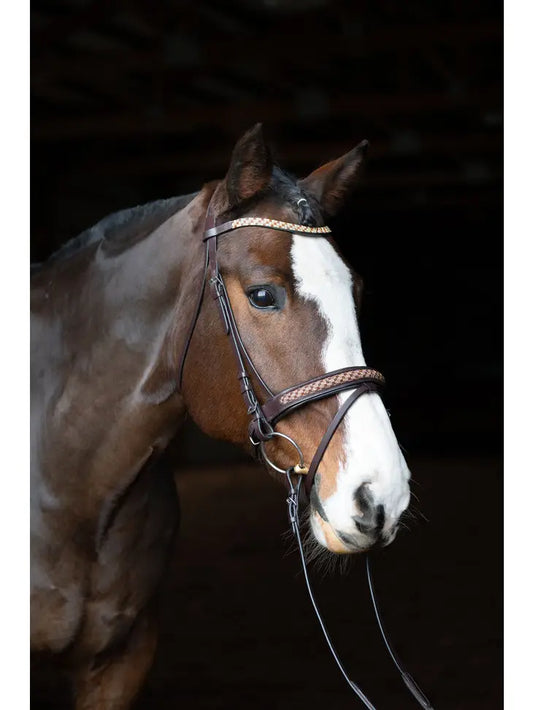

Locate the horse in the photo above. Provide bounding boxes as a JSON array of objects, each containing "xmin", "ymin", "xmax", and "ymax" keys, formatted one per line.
[{"xmin": 31, "ymin": 124, "xmax": 412, "ymax": 709}]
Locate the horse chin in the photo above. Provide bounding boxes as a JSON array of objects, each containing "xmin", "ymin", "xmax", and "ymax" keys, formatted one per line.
[{"xmin": 309, "ymin": 509, "xmax": 377, "ymax": 555}]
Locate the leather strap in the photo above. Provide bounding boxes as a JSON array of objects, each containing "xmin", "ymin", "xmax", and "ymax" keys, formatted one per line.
[
  {"xmin": 177, "ymin": 245, "xmax": 209, "ymax": 389},
  {"xmin": 260, "ymin": 367, "xmax": 384, "ymax": 424},
  {"xmin": 204, "ymin": 217, "xmax": 331, "ymax": 240},
  {"xmin": 305, "ymin": 383, "xmax": 379, "ymax": 496},
  {"xmin": 177, "ymin": 200, "xmax": 216, "ymax": 389}
]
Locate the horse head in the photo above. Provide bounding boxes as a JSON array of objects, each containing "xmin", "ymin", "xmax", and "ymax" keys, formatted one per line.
[{"xmin": 180, "ymin": 124, "xmax": 411, "ymax": 555}]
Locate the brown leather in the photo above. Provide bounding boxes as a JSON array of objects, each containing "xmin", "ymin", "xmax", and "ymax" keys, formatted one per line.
[
  {"xmin": 260, "ymin": 367, "xmax": 385, "ymax": 425},
  {"xmin": 179, "ymin": 195, "xmax": 385, "ymax": 496},
  {"xmin": 204, "ymin": 217, "xmax": 332, "ymax": 240},
  {"xmin": 304, "ymin": 383, "xmax": 379, "ymax": 496}
]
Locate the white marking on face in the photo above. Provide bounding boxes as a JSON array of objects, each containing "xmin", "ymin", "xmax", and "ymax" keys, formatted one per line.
[{"xmin": 290, "ymin": 235, "xmax": 411, "ymax": 548}]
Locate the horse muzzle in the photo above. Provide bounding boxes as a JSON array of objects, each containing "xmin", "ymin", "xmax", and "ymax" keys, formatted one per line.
[{"xmin": 309, "ymin": 481, "xmax": 407, "ymax": 554}]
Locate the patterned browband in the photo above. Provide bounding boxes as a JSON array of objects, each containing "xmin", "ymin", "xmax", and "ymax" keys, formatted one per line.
[{"xmin": 205, "ymin": 217, "xmax": 332, "ymax": 240}]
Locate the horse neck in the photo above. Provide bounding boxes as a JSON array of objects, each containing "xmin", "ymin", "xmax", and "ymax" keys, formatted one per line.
[{"xmin": 32, "ymin": 196, "xmax": 208, "ymax": 511}]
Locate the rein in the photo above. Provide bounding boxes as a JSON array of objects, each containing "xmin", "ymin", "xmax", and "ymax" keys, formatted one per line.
[{"xmin": 178, "ymin": 201, "xmax": 434, "ymax": 709}]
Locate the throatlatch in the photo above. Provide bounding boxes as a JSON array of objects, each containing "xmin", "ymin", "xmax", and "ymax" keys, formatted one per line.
[{"xmin": 178, "ymin": 199, "xmax": 435, "ymax": 709}]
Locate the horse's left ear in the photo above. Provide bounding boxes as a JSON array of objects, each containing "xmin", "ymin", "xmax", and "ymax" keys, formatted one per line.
[{"xmin": 299, "ymin": 140, "xmax": 368, "ymax": 216}]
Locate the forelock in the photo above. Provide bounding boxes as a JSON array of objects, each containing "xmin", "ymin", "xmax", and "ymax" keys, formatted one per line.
[{"xmin": 268, "ymin": 166, "xmax": 323, "ymax": 226}]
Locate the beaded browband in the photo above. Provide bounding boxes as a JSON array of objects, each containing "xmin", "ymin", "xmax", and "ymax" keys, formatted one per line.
[{"xmin": 204, "ymin": 217, "xmax": 332, "ymax": 240}]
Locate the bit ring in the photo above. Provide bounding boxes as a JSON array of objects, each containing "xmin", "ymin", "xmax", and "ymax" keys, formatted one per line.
[{"xmin": 259, "ymin": 431, "xmax": 308, "ymax": 475}]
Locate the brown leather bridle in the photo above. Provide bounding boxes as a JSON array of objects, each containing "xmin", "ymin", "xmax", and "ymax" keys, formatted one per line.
[
  {"xmin": 177, "ymin": 200, "xmax": 434, "ymax": 709},
  {"xmin": 178, "ymin": 204, "xmax": 386, "ymax": 498}
]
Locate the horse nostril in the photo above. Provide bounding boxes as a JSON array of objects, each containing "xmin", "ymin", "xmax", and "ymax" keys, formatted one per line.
[
  {"xmin": 355, "ymin": 519, "xmax": 375, "ymax": 534},
  {"xmin": 353, "ymin": 484, "xmax": 385, "ymax": 537},
  {"xmin": 354, "ymin": 506, "xmax": 385, "ymax": 535},
  {"xmin": 375, "ymin": 504, "xmax": 385, "ymax": 532},
  {"xmin": 353, "ymin": 483, "xmax": 374, "ymax": 518}
]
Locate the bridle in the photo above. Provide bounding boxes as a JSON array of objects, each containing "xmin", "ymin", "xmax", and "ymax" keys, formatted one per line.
[
  {"xmin": 178, "ymin": 198, "xmax": 435, "ymax": 709},
  {"xmin": 179, "ymin": 207, "xmax": 385, "ymax": 490}
]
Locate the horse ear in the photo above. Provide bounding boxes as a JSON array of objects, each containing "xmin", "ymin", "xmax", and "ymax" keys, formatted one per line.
[
  {"xmin": 222, "ymin": 123, "xmax": 273, "ymax": 208},
  {"xmin": 300, "ymin": 140, "xmax": 369, "ymax": 216}
]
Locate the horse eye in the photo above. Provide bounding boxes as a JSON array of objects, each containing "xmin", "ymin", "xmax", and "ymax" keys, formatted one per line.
[{"xmin": 248, "ymin": 287, "xmax": 277, "ymax": 309}]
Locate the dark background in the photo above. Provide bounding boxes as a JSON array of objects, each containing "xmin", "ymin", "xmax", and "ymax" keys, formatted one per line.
[{"xmin": 31, "ymin": 1, "xmax": 502, "ymax": 708}]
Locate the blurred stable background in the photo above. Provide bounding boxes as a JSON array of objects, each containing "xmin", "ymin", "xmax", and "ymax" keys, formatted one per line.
[{"xmin": 31, "ymin": 1, "xmax": 502, "ymax": 709}]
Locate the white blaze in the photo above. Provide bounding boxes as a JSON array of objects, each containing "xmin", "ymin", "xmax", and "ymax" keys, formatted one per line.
[{"xmin": 290, "ymin": 235, "xmax": 410, "ymax": 537}]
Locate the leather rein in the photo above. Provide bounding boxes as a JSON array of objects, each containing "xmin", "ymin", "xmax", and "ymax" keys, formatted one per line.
[{"xmin": 178, "ymin": 200, "xmax": 435, "ymax": 709}]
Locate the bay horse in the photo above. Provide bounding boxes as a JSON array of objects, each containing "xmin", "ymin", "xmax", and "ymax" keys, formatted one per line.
[{"xmin": 31, "ymin": 124, "xmax": 411, "ymax": 709}]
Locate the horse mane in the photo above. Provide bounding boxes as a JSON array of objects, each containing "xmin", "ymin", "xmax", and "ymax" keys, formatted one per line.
[{"xmin": 34, "ymin": 192, "xmax": 199, "ymax": 271}]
